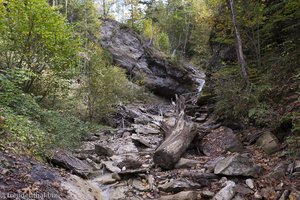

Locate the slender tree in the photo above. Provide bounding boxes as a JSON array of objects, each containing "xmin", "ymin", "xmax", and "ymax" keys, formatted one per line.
[{"xmin": 227, "ymin": 0, "xmax": 249, "ymax": 86}]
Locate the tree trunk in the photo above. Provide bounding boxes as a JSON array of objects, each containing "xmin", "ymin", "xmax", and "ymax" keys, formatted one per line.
[
  {"xmin": 227, "ymin": 0, "xmax": 249, "ymax": 86},
  {"xmin": 153, "ymin": 95, "xmax": 196, "ymax": 169}
]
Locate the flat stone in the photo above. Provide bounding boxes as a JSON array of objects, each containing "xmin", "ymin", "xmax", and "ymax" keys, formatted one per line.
[
  {"xmin": 204, "ymin": 156, "xmax": 225, "ymax": 173},
  {"xmin": 50, "ymin": 151, "xmax": 93, "ymax": 178},
  {"xmin": 102, "ymin": 161, "xmax": 121, "ymax": 173},
  {"xmin": 256, "ymin": 132, "xmax": 280, "ymax": 154},
  {"xmin": 201, "ymin": 190, "xmax": 215, "ymax": 198},
  {"xmin": 131, "ymin": 134, "xmax": 152, "ymax": 148},
  {"xmin": 118, "ymin": 168, "xmax": 149, "ymax": 175},
  {"xmin": 158, "ymin": 191, "xmax": 199, "ymax": 200},
  {"xmin": 214, "ymin": 154, "xmax": 260, "ymax": 177},
  {"xmin": 235, "ymin": 184, "xmax": 254, "ymax": 195},
  {"xmin": 174, "ymin": 158, "xmax": 202, "ymax": 169},
  {"xmin": 133, "ymin": 124, "xmax": 160, "ymax": 134},
  {"xmin": 95, "ymin": 143, "xmax": 114, "ymax": 157},
  {"xmin": 213, "ymin": 181, "xmax": 236, "ymax": 200},
  {"xmin": 158, "ymin": 179, "xmax": 201, "ymax": 193}
]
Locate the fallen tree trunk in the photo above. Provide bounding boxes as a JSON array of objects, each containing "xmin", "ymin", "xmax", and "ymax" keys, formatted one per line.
[{"xmin": 153, "ymin": 96, "xmax": 196, "ymax": 169}]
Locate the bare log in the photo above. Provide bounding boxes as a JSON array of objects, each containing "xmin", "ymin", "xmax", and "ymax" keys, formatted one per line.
[{"xmin": 153, "ymin": 96, "xmax": 196, "ymax": 169}]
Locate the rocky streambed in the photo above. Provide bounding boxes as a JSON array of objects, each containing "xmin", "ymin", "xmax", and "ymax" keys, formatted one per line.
[{"xmin": 44, "ymin": 101, "xmax": 299, "ymax": 200}]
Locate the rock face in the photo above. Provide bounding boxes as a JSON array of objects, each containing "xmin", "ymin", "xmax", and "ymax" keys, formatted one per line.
[
  {"xmin": 214, "ymin": 154, "xmax": 260, "ymax": 177},
  {"xmin": 101, "ymin": 19, "xmax": 205, "ymax": 99}
]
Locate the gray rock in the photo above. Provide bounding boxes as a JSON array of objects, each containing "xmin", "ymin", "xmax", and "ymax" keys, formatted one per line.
[
  {"xmin": 158, "ymin": 191, "xmax": 199, "ymax": 200},
  {"xmin": 201, "ymin": 190, "xmax": 215, "ymax": 198},
  {"xmin": 117, "ymin": 157, "xmax": 142, "ymax": 170},
  {"xmin": 245, "ymin": 179, "xmax": 255, "ymax": 189},
  {"xmin": 174, "ymin": 158, "xmax": 202, "ymax": 169},
  {"xmin": 131, "ymin": 134, "xmax": 152, "ymax": 148},
  {"xmin": 268, "ymin": 161, "xmax": 288, "ymax": 179},
  {"xmin": 132, "ymin": 179, "xmax": 150, "ymax": 191},
  {"xmin": 201, "ymin": 126, "xmax": 243, "ymax": 156},
  {"xmin": 102, "ymin": 161, "xmax": 121, "ymax": 173},
  {"xmin": 235, "ymin": 184, "xmax": 254, "ymax": 195},
  {"xmin": 214, "ymin": 154, "xmax": 260, "ymax": 177},
  {"xmin": 158, "ymin": 179, "xmax": 201, "ymax": 193},
  {"xmin": 204, "ymin": 156, "xmax": 226, "ymax": 173},
  {"xmin": 256, "ymin": 132, "xmax": 280, "ymax": 154},
  {"xmin": 213, "ymin": 180, "xmax": 236, "ymax": 200},
  {"xmin": 133, "ymin": 124, "xmax": 160, "ymax": 135},
  {"xmin": 95, "ymin": 143, "xmax": 114, "ymax": 157},
  {"xmin": 50, "ymin": 151, "xmax": 93, "ymax": 178},
  {"xmin": 101, "ymin": 19, "xmax": 205, "ymax": 99}
]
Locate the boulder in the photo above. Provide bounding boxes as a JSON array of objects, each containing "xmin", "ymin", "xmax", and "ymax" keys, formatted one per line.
[
  {"xmin": 201, "ymin": 126, "xmax": 243, "ymax": 156},
  {"xmin": 214, "ymin": 154, "xmax": 260, "ymax": 177},
  {"xmin": 256, "ymin": 132, "xmax": 280, "ymax": 154},
  {"xmin": 95, "ymin": 143, "xmax": 114, "ymax": 157},
  {"xmin": 158, "ymin": 179, "xmax": 202, "ymax": 193},
  {"xmin": 101, "ymin": 19, "xmax": 205, "ymax": 100},
  {"xmin": 212, "ymin": 180, "xmax": 236, "ymax": 200},
  {"xmin": 50, "ymin": 151, "xmax": 93, "ymax": 178}
]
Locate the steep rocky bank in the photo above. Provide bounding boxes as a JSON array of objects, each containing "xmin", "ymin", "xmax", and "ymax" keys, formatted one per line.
[{"xmin": 100, "ymin": 19, "xmax": 205, "ymax": 100}]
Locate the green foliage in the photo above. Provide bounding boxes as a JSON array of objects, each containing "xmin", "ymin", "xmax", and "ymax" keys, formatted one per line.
[
  {"xmin": 156, "ymin": 32, "xmax": 170, "ymax": 53},
  {"xmin": 0, "ymin": 75, "xmax": 98, "ymax": 155}
]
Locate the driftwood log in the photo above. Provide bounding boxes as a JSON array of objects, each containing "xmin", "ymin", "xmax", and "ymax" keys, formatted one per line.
[{"xmin": 153, "ymin": 95, "xmax": 196, "ymax": 169}]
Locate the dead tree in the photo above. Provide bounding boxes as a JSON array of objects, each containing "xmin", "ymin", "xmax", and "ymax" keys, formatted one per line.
[{"xmin": 153, "ymin": 95, "xmax": 196, "ymax": 169}]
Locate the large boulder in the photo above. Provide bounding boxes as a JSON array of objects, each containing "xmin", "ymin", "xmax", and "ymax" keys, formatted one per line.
[
  {"xmin": 256, "ymin": 132, "xmax": 280, "ymax": 154},
  {"xmin": 101, "ymin": 19, "xmax": 205, "ymax": 99},
  {"xmin": 214, "ymin": 154, "xmax": 261, "ymax": 177},
  {"xmin": 201, "ymin": 126, "xmax": 243, "ymax": 156}
]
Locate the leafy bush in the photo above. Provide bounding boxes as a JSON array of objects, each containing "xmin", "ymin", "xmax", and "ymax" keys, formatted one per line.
[{"xmin": 0, "ymin": 75, "xmax": 101, "ymax": 156}]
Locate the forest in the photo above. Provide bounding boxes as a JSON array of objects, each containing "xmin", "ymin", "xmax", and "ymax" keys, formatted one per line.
[{"xmin": 0, "ymin": 0, "xmax": 299, "ymax": 199}]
